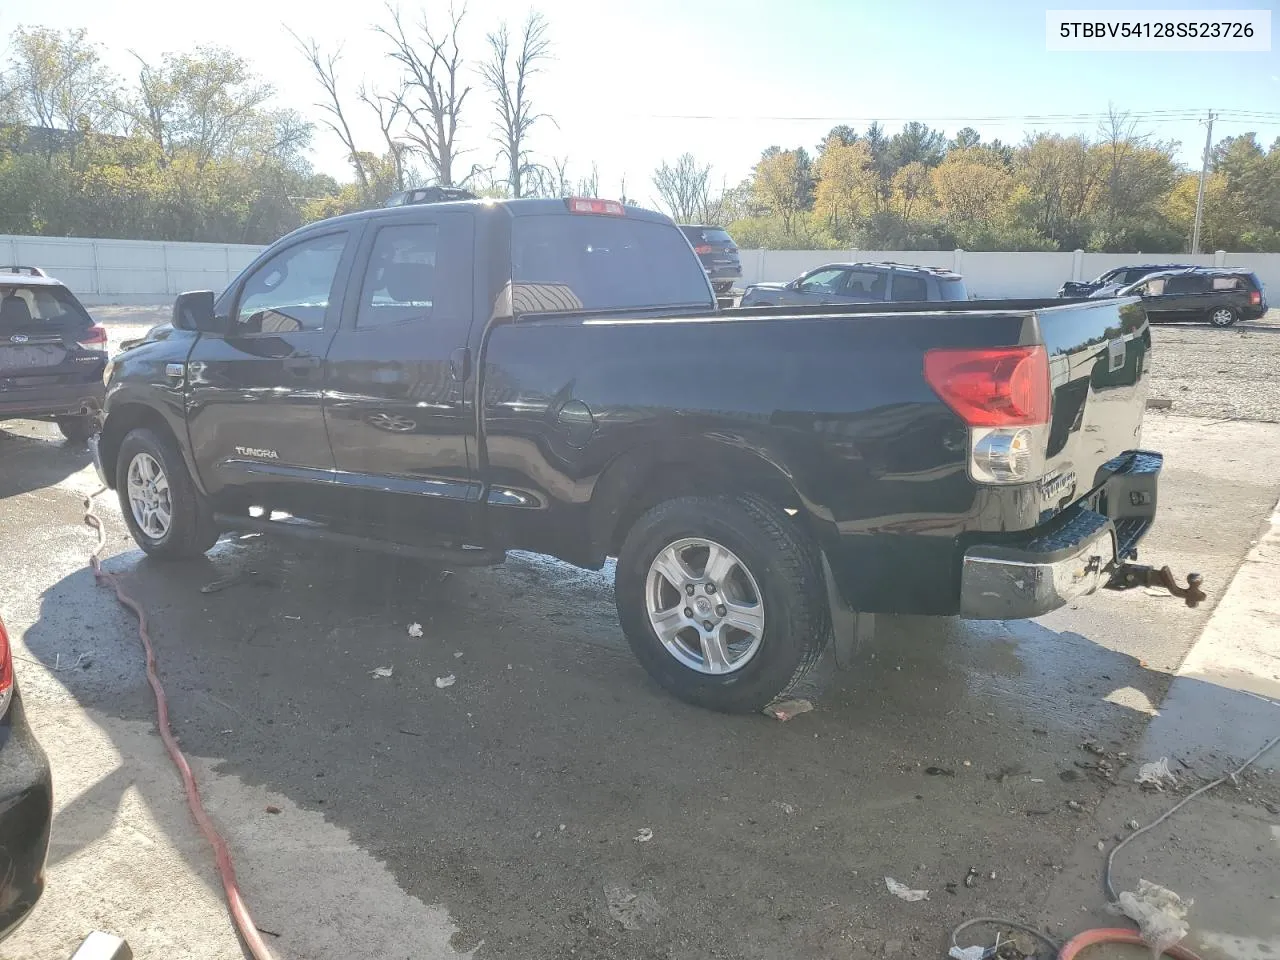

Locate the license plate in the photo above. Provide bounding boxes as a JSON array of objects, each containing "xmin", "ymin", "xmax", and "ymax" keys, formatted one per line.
[{"xmin": 0, "ymin": 344, "xmax": 65, "ymax": 371}]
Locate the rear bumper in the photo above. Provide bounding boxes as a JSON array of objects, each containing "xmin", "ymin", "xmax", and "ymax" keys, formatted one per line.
[
  {"xmin": 959, "ymin": 450, "xmax": 1161, "ymax": 620},
  {"xmin": 0, "ymin": 380, "xmax": 104, "ymax": 420},
  {"xmin": 704, "ymin": 264, "xmax": 741, "ymax": 282},
  {"xmin": 0, "ymin": 689, "xmax": 54, "ymax": 942}
]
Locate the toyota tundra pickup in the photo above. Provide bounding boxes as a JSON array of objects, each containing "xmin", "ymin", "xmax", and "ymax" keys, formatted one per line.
[{"xmin": 92, "ymin": 197, "xmax": 1200, "ymax": 712}]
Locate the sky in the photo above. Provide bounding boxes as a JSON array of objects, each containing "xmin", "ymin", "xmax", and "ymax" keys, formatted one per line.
[{"xmin": 4, "ymin": 0, "xmax": 1279, "ymax": 205}]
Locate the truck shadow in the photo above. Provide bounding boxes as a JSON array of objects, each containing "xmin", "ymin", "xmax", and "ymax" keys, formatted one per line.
[{"xmin": 21, "ymin": 523, "xmax": 1275, "ymax": 960}]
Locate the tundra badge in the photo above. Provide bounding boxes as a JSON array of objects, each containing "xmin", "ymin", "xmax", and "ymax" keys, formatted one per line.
[{"xmin": 234, "ymin": 446, "xmax": 279, "ymax": 460}]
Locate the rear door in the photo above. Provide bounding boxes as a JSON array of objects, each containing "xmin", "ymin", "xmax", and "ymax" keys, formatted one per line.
[
  {"xmin": 0, "ymin": 284, "xmax": 102, "ymax": 394},
  {"xmin": 1160, "ymin": 273, "xmax": 1213, "ymax": 320},
  {"xmin": 322, "ymin": 211, "xmax": 479, "ymax": 541},
  {"xmin": 185, "ymin": 228, "xmax": 356, "ymax": 506}
]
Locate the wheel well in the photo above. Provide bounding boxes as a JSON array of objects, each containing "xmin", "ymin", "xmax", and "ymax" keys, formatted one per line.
[
  {"xmin": 99, "ymin": 404, "xmax": 175, "ymax": 489},
  {"xmin": 593, "ymin": 442, "xmax": 805, "ymax": 557}
]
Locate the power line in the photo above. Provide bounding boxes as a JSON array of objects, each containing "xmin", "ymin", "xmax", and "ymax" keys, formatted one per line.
[{"xmin": 628, "ymin": 109, "xmax": 1280, "ymax": 124}]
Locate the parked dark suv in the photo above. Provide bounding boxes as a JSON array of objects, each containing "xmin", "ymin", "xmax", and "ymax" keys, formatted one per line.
[
  {"xmin": 1059, "ymin": 263, "xmax": 1197, "ymax": 298},
  {"xmin": 679, "ymin": 225, "xmax": 741, "ymax": 295},
  {"xmin": 1109, "ymin": 267, "xmax": 1267, "ymax": 327},
  {"xmin": 0, "ymin": 266, "xmax": 107, "ymax": 442},
  {"xmin": 740, "ymin": 261, "xmax": 967, "ymax": 307}
]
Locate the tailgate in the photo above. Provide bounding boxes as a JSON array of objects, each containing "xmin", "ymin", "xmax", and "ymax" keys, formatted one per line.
[
  {"xmin": 0, "ymin": 331, "xmax": 71, "ymax": 378},
  {"xmin": 1033, "ymin": 297, "xmax": 1150, "ymax": 510}
]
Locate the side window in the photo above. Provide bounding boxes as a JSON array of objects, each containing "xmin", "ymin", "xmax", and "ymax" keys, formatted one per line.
[
  {"xmin": 357, "ymin": 223, "xmax": 440, "ymax": 329},
  {"xmin": 1164, "ymin": 274, "xmax": 1208, "ymax": 295},
  {"xmin": 234, "ymin": 232, "xmax": 347, "ymax": 334},
  {"xmin": 1211, "ymin": 275, "xmax": 1243, "ymax": 291},
  {"xmin": 797, "ymin": 268, "xmax": 846, "ymax": 292},
  {"xmin": 842, "ymin": 270, "xmax": 886, "ymax": 300},
  {"xmin": 1143, "ymin": 278, "xmax": 1166, "ymax": 297},
  {"xmin": 889, "ymin": 272, "xmax": 927, "ymax": 301}
]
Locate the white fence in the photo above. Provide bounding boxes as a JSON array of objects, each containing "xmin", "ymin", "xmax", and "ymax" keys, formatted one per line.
[
  {"xmin": 738, "ymin": 248, "xmax": 1280, "ymax": 298},
  {"xmin": 1, "ymin": 234, "xmax": 263, "ymax": 305},
  {"xmin": 4, "ymin": 233, "xmax": 1280, "ymax": 304}
]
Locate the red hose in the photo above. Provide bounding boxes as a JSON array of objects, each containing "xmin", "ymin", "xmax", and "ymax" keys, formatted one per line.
[
  {"xmin": 84, "ymin": 490, "xmax": 277, "ymax": 960},
  {"xmin": 1057, "ymin": 928, "xmax": 1203, "ymax": 960}
]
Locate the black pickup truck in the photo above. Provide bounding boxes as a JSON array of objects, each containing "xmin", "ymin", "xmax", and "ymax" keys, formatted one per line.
[{"xmin": 93, "ymin": 196, "xmax": 1198, "ymax": 712}]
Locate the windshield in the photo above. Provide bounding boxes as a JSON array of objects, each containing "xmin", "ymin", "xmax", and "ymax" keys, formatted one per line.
[{"xmin": 511, "ymin": 214, "xmax": 713, "ymax": 314}]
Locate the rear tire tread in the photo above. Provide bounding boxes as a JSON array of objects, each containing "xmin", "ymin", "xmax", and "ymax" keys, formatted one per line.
[{"xmin": 615, "ymin": 493, "xmax": 830, "ymax": 713}]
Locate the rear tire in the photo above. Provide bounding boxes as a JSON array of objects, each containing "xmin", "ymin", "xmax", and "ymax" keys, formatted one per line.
[
  {"xmin": 56, "ymin": 415, "xmax": 97, "ymax": 444},
  {"xmin": 116, "ymin": 427, "xmax": 220, "ymax": 559},
  {"xmin": 1208, "ymin": 306, "xmax": 1238, "ymax": 327},
  {"xmin": 615, "ymin": 494, "xmax": 830, "ymax": 713}
]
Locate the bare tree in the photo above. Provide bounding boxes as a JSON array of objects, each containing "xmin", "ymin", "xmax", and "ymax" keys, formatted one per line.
[
  {"xmin": 652, "ymin": 153, "xmax": 711, "ymax": 223},
  {"xmin": 360, "ymin": 81, "xmax": 409, "ymax": 191},
  {"xmin": 552, "ymin": 155, "xmax": 571, "ymax": 196},
  {"xmin": 576, "ymin": 162, "xmax": 599, "ymax": 198},
  {"xmin": 288, "ymin": 30, "xmax": 369, "ymax": 186},
  {"xmin": 479, "ymin": 12, "xmax": 552, "ymax": 198},
  {"xmin": 377, "ymin": 3, "xmax": 472, "ymax": 187}
]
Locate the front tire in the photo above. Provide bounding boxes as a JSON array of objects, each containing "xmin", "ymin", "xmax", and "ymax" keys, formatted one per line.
[
  {"xmin": 1208, "ymin": 306, "xmax": 1238, "ymax": 327},
  {"xmin": 615, "ymin": 494, "xmax": 830, "ymax": 713},
  {"xmin": 116, "ymin": 427, "xmax": 220, "ymax": 559}
]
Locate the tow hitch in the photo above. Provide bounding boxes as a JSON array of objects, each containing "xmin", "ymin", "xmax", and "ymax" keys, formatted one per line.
[{"xmin": 1106, "ymin": 563, "xmax": 1206, "ymax": 608}]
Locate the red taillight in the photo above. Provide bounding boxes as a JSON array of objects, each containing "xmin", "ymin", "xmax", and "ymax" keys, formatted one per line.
[
  {"xmin": 566, "ymin": 197, "xmax": 625, "ymax": 216},
  {"xmin": 924, "ymin": 346, "xmax": 1050, "ymax": 427},
  {"xmin": 0, "ymin": 616, "xmax": 13, "ymax": 717},
  {"xmin": 1250, "ymin": 291, "xmax": 1261, "ymax": 305},
  {"xmin": 78, "ymin": 324, "xmax": 108, "ymax": 350},
  {"xmin": 693, "ymin": 244, "xmax": 713, "ymax": 255}
]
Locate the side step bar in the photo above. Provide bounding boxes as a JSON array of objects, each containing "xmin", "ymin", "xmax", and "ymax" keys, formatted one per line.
[{"xmin": 213, "ymin": 513, "xmax": 505, "ymax": 566}]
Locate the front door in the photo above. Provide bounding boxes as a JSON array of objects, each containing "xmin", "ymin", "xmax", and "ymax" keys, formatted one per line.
[
  {"xmin": 185, "ymin": 228, "xmax": 357, "ymax": 511},
  {"xmin": 322, "ymin": 211, "xmax": 480, "ymax": 542}
]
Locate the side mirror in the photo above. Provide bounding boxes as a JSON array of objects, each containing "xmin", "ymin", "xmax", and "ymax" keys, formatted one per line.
[{"xmin": 172, "ymin": 291, "xmax": 221, "ymax": 332}]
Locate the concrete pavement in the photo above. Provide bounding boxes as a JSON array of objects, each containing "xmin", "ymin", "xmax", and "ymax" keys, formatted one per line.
[{"xmin": 0, "ymin": 412, "xmax": 1276, "ymax": 959}]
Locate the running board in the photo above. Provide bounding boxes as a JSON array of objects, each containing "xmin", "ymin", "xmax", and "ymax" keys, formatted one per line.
[{"xmin": 213, "ymin": 512, "xmax": 505, "ymax": 566}]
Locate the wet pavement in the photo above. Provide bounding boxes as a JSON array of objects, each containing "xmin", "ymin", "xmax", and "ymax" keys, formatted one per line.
[{"xmin": 2, "ymin": 408, "xmax": 1279, "ymax": 959}]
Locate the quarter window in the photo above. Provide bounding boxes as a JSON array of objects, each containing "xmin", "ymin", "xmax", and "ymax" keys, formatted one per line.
[{"xmin": 357, "ymin": 224, "xmax": 440, "ymax": 329}]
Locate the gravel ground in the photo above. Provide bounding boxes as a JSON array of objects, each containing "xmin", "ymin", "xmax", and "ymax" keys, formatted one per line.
[{"xmin": 1145, "ymin": 309, "xmax": 1280, "ymax": 422}]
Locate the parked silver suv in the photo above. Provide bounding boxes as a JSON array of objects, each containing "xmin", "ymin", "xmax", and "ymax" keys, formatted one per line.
[{"xmin": 740, "ymin": 261, "xmax": 968, "ymax": 307}]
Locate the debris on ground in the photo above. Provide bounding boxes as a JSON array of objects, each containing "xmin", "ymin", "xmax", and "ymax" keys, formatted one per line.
[
  {"xmin": 1067, "ymin": 800, "xmax": 1084, "ymax": 812},
  {"xmin": 634, "ymin": 827, "xmax": 654, "ymax": 843},
  {"xmin": 925, "ymin": 766, "xmax": 956, "ymax": 777},
  {"xmin": 1112, "ymin": 879, "xmax": 1192, "ymax": 955},
  {"xmin": 1126, "ymin": 818, "xmax": 1140, "ymax": 830},
  {"xmin": 986, "ymin": 765, "xmax": 1028, "ymax": 783},
  {"xmin": 948, "ymin": 947, "xmax": 988, "ymax": 960},
  {"xmin": 963, "ymin": 867, "xmax": 979, "ymax": 888},
  {"xmin": 1146, "ymin": 397, "xmax": 1174, "ymax": 410},
  {"xmin": 439, "ymin": 570, "xmax": 453, "ymax": 582},
  {"xmin": 884, "ymin": 877, "xmax": 929, "ymax": 902},
  {"xmin": 407, "ymin": 622, "xmax": 424, "ymax": 638},
  {"xmin": 1082, "ymin": 739, "xmax": 1107, "ymax": 756},
  {"xmin": 763, "ymin": 698, "xmax": 813, "ymax": 721},
  {"xmin": 200, "ymin": 569, "xmax": 278, "ymax": 594},
  {"xmin": 604, "ymin": 884, "xmax": 661, "ymax": 930},
  {"xmin": 774, "ymin": 801, "xmax": 796, "ymax": 815},
  {"xmin": 1135, "ymin": 757, "xmax": 1178, "ymax": 791},
  {"xmin": 435, "ymin": 674, "xmax": 456, "ymax": 688},
  {"xmin": 369, "ymin": 666, "xmax": 394, "ymax": 679},
  {"xmin": 453, "ymin": 651, "xmax": 464, "ymax": 658},
  {"xmin": 265, "ymin": 805, "xmax": 281, "ymax": 815}
]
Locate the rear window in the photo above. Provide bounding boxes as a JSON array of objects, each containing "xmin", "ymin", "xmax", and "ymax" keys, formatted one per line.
[
  {"xmin": 0, "ymin": 283, "xmax": 92, "ymax": 329},
  {"xmin": 938, "ymin": 277, "xmax": 969, "ymax": 301},
  {"xmin": 512, "ymin": 215, "xmax": 712, "ymax": 314},
  {"xmin": 700, "ymin": 228, "xmax": 734, "ymax": 244}
]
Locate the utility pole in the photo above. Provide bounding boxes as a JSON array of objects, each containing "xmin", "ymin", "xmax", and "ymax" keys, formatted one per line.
[{"xmin": 1191, "ymin": 110, "xmax": 1216, "ymax": 254}]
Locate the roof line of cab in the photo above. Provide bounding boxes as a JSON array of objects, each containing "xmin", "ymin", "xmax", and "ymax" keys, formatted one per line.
[{"xmin": 286, "ymin": 196, "xmax": 674, "ymax": 240}]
